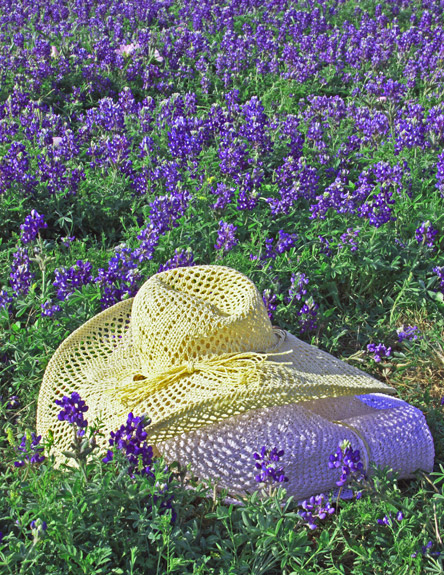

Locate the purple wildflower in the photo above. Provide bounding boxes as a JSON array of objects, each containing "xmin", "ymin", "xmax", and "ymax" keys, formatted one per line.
[
  {"xmin": 318, "ymin": 236, "xmax": 333, "ymax": 257},
  {"xmin": 275, "ymin": 230, "xmax": 297, "ymax": 254},
  {"xmin": 6, "ymin": 396, "xmax": 20, "ymax": 410},
  {"xmin": 288, "ymin": 273, "xmax": 309, "ymax": 303},
  {"xmin": 30, "ymin": 519, "xmax": 47, "ymax": 540},
  {"xmin": 415, "ymin": 221, "xmax": 438, "ymax": 249},
  {"xmin": 55, "ymin": 392, "xmax": 88, "ymax": 436},
  {"xmin": 298, "ymin": 300, "xmax": 319, "ymax": 333},
  {"xmin": 397, "ymin": 325, "xmax": 420, "ymax": 342},
  {"xmin": 30, "ymin": 519, "xmax": 47, "ymax": 531},
  {"xmin": 53, "ymin": 260, "xmax": 93, "ymax": 301},
  {"xmin": 437, "ymin": 152, "xmax": 444, "ymax": 197},
  {"xmin": 262, "ymin": 289, "xmax": 278, "ymax": 322},
  {"xmin": 103, "ymin": 413, "xmax": 154, "ymax": 478},
  {"xmin": 433, "ymin": 266, "xmax": 444, "ymax": 292},
  {"xmin": 14, "ymin": 433, "xmax": 45, "ymax": 467},
  {"xmin": 214, "ymin": 221, "xmax": 238, "ymax": 254},
  {"xmin": 20, "ymin": 210, "xmax": 47, "ymax": 244},
  {"xmin": 41, "ymin": 300, "xmax": 61, "ymax": 317},
  {"xmin": 299, "ymin": 493, "xmax": 335, "ymax": 530},
  {"xmin": 158, "ymin": 249, "xmax": 195, "ymax": 273},
  {"xmin": 211, "ymin": 182, "xmax": 235, "ymax": 211},
  {"xmin": 10, "ymin": 247, "xmax": 34, "ymax": 296},
  {"xmin": 95, "ymin": 246, "xmax": 141, "ymax": 309},
  {"xmin": 412, "ymin": 541, "xmax": 441, "ymax": 558},
  {"xmin": 338, "ymin": 228, "xmax": 360, "ymax": 252},
  {"xmin": 328, "ymin": 440, "xmax": 364, "ymax": 487},
  {"xmin": 61, "ymin": 236, "xmax": 75, "ymax": 247},
  {"xmin": 377, "ymin": 511, "xmax": 403, "ymax": 526},
  {"xmin": 0, "ymin": 290, "xmax": 13, "ymax": 312},
  {"xmin": 253, "ymin": 446, "xmax": 288, "ymax": 485},
  {"xmin": 377, "ymin": 515, "xmax": 391, "ymax": 526},
  {"xmin": 367, "ymin": 343, "xmax": 392, "ymax": 362}
]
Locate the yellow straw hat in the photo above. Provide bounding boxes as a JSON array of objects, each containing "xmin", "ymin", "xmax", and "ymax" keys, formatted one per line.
[{"xmin": 37, "ymin": 265, "xmax": 395, "ymax": 459}]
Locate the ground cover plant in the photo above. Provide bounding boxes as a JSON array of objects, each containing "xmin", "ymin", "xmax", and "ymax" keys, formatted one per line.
[{"xmin": 1, "ymin": 0, "xmax": 444, "ymax": 572}]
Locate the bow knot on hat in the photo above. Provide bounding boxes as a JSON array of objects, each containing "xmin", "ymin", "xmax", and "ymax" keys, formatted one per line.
[
  {"xmin": 116, "ymin": 348, "xmax": 293, "ymax": 408},
  {"xmin": 37, "ymin": 265, "xmax": 395, "ymax": 458}
]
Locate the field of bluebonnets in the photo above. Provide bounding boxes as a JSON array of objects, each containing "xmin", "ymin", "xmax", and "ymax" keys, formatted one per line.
[{"xmin": 1, "ymin": 0, "xmax": 444, "ymax": 572}]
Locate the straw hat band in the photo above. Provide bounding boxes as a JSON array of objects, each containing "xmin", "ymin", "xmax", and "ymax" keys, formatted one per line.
[{"xmin": 107, "ymin": 348, "xmax": 293, "ymax": 410}]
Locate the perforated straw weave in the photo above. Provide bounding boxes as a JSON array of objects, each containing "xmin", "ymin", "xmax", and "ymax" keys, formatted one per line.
[
  {"xmin": 37, "ymin": 265, "xmax": 396, "ymax": 462},
  {"xmin": 158, "ymin": 394, "xmax": 434, "ymax": 500}
]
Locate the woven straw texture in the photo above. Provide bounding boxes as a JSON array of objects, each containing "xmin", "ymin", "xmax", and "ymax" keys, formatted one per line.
[
  {"xmin": 37, "ymin": 265, "xmax": 395, "ymax": 461},
  {"xmin": 159, "ymin": 394, "xmax": 434, "ymax": 501}
]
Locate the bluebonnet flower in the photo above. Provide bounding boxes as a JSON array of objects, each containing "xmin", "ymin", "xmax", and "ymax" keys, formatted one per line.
[
  {"xmin": 14, "ymin": 433, "xmax": 45, "ymax": 467},
  {"xmin": 0, "ymin": 142, "xmax": 36, "ymax": 195},
  {"xmin": 10, "ymin": 247, "xmax": 34, "ymax": 296},
  {"xmin": 134, "ymin": 191, "xmax": 191, "ymax": 265},
  {"xmin": 328, "ymin": 440, "xmax": 364, "ymax": 487},
  {"xmin": 275, "ymin": 230, "xmax": 297, "ymax": 254},
  {"xmin": 397, "ymin": 325, "xmax": 420, "ymax": 342},
  {"xmin": 210, "ymin": 182, "xmax": 235, "ymax": 211},
  {"xmin": 433, "ymin": 266, "xmax": 444, "ymax": 292},
  {"xmin": 377, "ymin": 511, "xmax": 404, "ymax": 526},
  {"xmin": 318, "ymin": 235, "xmax": 333, "ymax": 257},
  {"xmin": 299, "ymin": 494, "xmax": 335, "ymax": 530},
  {"xmin": 267, "ymin": 157, "xmax": 318, "ymax": 215},
  {"xmin": 225, "ymin": 88, "xmax": 240, "ymax": 116},
  {"xmin": 103, "ymin": 413, "xmax": 154, "ymax": 478},
  {"xmin": 214, "ymin": 221, "xmax": 238, "ymax": 254},
  {"xmin": 30, "ymin": 519, "xmax": 47, "ymax": 541},
  {"xmin": 412, "ymin": 541, "xmax": 441, "ymax": 558},
  {"xmin": 415, "ymin": 221, "xmax": 438, "ymax": 249},
  {"xmin": 41, "ymin": 300, "xmax": 61, "ymax": 317},
  {"xmin": 239, "ymin": 97, "xmax": 272, "ymax": 153},
  {"xmin": 30, "ymin": 519, "xmax": 47, "ymax": 531},
  {"xmin": 0, "ymin": 532, "xmax": 3, "ymax": 544},
  {"xmin": 235, "ymin": 172, "xmax": 261, "ymax": 211},
  {"xmin": 253, "ymin": 446, "xmax": 288, "ymax": 485},
  {"xmin": 338, "ymin": 228, "xmax": 360, "ymax": 252},
  {"xmin": 298, "ymin": 300, "xmax": 319, "ymax": 333},
  {"xmin": 0, "ymin": 289, "xmax": 13, "ymax": 312},
  {"xmin": 134, "ymin": 225, "xmax": 160, "ymax": 264},
  {"xmin": 262, "ymin": 289, "xmax": 278, "ymax": 322},
  {"xmin": 53, "ymin": 260, "xmax": 93, "ymax": 301},
  {"xmin": 61, "ymin": 236, "xmax": 75, "ymax": 247},
  {"xmin": 95, "ymin": 246, "xmax": 141, "ymax": 309},
  {"xmin": 158, "ymin": 249, "xmax": 195, "ymax": 272},
  {"xmin": 55, "ymin": 392, "xmax": 88, "ymax": 436},
  {"xmin": 20, "ymin": 210, "xmax": 47, "ymax": 244},
  {"xmin": 358, "ymin": 189, "xmax": 396, "ymax": 228},
  {"xmin": 168, "ymin": 117, "xmax": 203, "ymax": 160},
  {"xmin": 367, "ymin": 343, "xmax": 392, "ymax": 362},
  {"xmin": 436, "ymin": 151, "xmax": 444, "ymax": 197},
  {"xmin": 287, "ymin": 273, "xmax": 309, "ymax": 304},
  {"xmin": 6, "ymin": 395, "xmax": 20, "ymax": 410},
  {"xmin": 218, "ymin": 132, "xmax": 250, "ymax": 177},
  {"xmin": 252, "ymin": 231, "xmax": 297, "ymax": 267}
]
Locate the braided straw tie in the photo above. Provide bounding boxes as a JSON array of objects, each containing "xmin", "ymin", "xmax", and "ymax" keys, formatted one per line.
[{"xmin": 108, "ymin": 349, "xmax": 293, "ymax": 411}]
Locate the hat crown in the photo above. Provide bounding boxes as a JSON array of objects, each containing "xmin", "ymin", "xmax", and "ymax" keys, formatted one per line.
[{"xmin": 131, "ymin": 266, "xmax": 277, "ymax": 374}]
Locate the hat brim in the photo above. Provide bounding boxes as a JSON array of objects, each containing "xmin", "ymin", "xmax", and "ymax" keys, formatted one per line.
[
  {"xmin": 158, "ymin": 394, "xmax": 434, "ymax": 500},
  {"xmin": 37, "ymin": 296, "xmax": 395, "ymax": 459}
]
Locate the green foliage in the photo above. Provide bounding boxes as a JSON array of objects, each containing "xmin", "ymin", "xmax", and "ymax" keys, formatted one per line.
[{"xmin": 1, "ymin": 0, "xmax": 444, "ymax": 571}]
